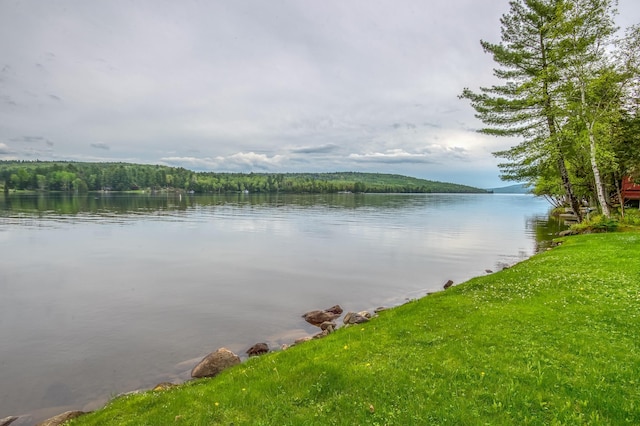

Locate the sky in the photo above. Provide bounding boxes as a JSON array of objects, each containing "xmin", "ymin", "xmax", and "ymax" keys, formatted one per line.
[{"xmin": 1, "ymin": 1, "xmax": 638, "ymax": 188}]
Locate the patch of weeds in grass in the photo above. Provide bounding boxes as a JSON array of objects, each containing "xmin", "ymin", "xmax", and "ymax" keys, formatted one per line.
[{"xmin": 571, "ymin": 214, "xmax": 618, "ymax": 233}]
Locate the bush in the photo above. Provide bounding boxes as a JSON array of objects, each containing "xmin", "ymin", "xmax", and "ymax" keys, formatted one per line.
[
  {"xmin": 571, "ymin": 214, "xmax": 618, "ymax": 233},
  {"xmin": 620, "ymin": 209, "xmax": 640, "ymax": 226}
]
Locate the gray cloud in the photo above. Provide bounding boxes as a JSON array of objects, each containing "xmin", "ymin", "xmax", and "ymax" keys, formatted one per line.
[
  {"xmin": 1, "ymin": 95, "xmax": 17, "ymax": 106},
  {"xmin": 9, "ymin": 136, "xmax": 54, "ymax": 146},
  {"xmin": 392, "ymin": 123, "xmax": 417, "ymax": 130},
  {"xmin": 90, "ymin": 142, "xmax": 110, "ymax": 150},
  {"xmin": 290, "ymin": 144, "xmax": 340, "ymax": 154},
  {"xmin": 0, "ymin": 0, "xmax": 637, "ymax": 188}
]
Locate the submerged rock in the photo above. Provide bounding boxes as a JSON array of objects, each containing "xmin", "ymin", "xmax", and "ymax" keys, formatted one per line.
[
  {"xmin": 36, "ymin": 410, "xmax": 86, "ymax": 426},
  {"xmin": 0, "ymin": 417, "xmax": 18, "ymax": 426},
  {"xmin": 246, "ymin": 342, "xmax": 269, "ymax": 357},
  {"xmin": 191, "ymin": 348, "xmax": 241, "ymax": 379}
]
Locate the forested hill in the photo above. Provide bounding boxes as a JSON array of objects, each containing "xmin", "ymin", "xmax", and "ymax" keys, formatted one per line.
[{"xmin": 0, "ymin": 161, "xmax": 488, "ymax": 194}]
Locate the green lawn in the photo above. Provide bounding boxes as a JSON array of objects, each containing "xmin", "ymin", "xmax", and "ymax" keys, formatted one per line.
[{"xmin": 71, "ymin": 232, "xmax": 640, "ymax": 425}]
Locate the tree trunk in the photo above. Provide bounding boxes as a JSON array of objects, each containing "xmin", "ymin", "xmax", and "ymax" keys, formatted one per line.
[
  {"xmin": 540, "ymin": 31, "xmax": 583, "ymax": 222},
  {"xmin": 556, "ymin": 149, "xmax": 584, "ymax": 222},
  {"xmin": 587, "ymin": 122, "xmax": 611, "ymax": 217},
  {"xmin": 614, "ymin": 175, "xmax": 624, "ymax": 218}
]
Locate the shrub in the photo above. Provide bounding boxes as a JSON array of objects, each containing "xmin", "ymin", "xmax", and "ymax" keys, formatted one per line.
[
  {"xmin": 570, "ymin": 214, "xmax": 618, "ymax": 233},
  {"xmin": 620, "ymin": 209, "xmax": 640, "ymax": 226}
]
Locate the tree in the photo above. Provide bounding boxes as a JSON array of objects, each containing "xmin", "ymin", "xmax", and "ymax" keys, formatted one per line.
[
  {"xmin": 613, "ymin": 24, "xmax": 640, "ymax": 179},
  {"xmin": 461, "ymin": 0, "xmax": 586, "ymax": 220},
  {"xmin": 558, "ymin": 0, "xmax": 620, "ymax": 217}
]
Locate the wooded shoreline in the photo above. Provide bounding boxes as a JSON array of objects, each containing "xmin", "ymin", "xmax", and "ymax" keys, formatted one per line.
[{"xmin": 0, "ymin": 161, "xmax": 487, "ymax": 194}]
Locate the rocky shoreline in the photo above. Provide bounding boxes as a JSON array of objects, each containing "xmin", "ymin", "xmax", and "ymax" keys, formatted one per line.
[{"xmin": 3, "ymin": 277, "xmax": 472, "ymax": 426}]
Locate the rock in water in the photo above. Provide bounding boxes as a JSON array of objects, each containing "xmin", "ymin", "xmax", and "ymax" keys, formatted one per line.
[
  {"xmin": 0, "ymin": 417, "xmax": 18, "ymax": 426},
  {"xmin": 246, "ymin": 342, "xmax": 269, "ymax": 357},
  {"xmin": 443, "ymin": 279, "xmax": 454, "ymax": 289},
  {"xmin": 36, "ymin": 411, "xmax": 86, "ymax": 426},
  {"xmin": 302, "ymin": 310, "xmax": 340, "ymax": 326},
  {"xmin": 191, "ymin": 348, "xmax": 241, "ymax": 379},
  {"xmin": 324, "ymin": 305, "xmax": 343, "ymax": 315}
]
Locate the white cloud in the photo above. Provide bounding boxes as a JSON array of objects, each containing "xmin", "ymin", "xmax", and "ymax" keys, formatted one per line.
[
  {"xmin": 349, "ymin": 149, "xmax": 436, "ymax": 164},
  {"xmin": 161, "ymin": 152, "xmax": 286, "ymax": 172},
  {"xmin": 0, "ymin": 143, "xmax": 13, "ymax": 154}
]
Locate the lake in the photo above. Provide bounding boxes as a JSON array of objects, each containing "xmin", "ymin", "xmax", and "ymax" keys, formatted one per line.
[{"xmin": 0, "ymin": 192, "xmax": 563, "ymax": 422}]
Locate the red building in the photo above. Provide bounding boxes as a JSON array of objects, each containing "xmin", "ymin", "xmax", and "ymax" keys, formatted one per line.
[{"xmin": 621, "ymin": 176, "xmax": 640, "ymax": 202}]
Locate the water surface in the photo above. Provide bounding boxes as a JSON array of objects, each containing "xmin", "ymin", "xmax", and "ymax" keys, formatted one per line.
[{"xmin": 0, "ymin": 192, "xmax": 562, "ymax": 422}]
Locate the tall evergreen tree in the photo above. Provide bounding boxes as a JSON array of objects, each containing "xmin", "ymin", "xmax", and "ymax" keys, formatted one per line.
[{"xmin": 462, "ymin": 0, "xmax": 587, "ymax": 220}]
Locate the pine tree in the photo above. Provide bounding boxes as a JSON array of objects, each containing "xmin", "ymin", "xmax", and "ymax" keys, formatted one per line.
[{"xmin": 461, "ymin": 0, "xmax": 587, "ymax": 220}]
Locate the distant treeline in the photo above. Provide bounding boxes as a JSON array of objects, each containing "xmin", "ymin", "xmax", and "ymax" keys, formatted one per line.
[{"xmin": 0, "ymin": 161, "xmax": 487, "ymax": 194}]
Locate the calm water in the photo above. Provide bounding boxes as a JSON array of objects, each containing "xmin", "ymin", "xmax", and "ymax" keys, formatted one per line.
[{"xmin": 0, "ymin": 192, "xmax": 562, "ymax": 422}]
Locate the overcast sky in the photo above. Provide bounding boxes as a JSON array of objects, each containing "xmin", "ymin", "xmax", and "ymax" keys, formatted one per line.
[{"xmin": 1, "ymin": 1, "xmax": 638, "ymax": 188}]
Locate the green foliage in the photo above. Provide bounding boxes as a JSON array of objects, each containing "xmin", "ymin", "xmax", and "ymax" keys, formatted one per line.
[
  {"xmin": 462, "ymin": 0, "xmax": 640, "ymax": 219},
  {"xmin": 620, "ymin": 208, "xmax": 640, "ymax": 226},
  {"xmin": 0, "ymin": 161, "xmax": 487, "ymax": 194},
  {"xmin": 571, "ymin": 213, "xmax": 619, "ymax": 233},
  {"xmin": 71, "ymin": 232, "xmax": 640, "ymax": 425}
]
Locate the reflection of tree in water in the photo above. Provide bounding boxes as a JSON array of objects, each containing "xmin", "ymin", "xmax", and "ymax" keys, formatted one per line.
[
  {"xmin": 0, "ymin": 192, "xmax": 487, "ymax": 218},
  {"xmin": 527, "ymin": 214, "xmax": 567, "ymax": 252},
  {"xmin": 0, "ymin": 192, "xmax": 191, "ymax": 217}
]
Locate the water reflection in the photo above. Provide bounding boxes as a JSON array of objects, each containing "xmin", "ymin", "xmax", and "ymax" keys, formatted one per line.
[{"xmin": 1, "ymin": 192, "xmax": 488, "ymax": 217}]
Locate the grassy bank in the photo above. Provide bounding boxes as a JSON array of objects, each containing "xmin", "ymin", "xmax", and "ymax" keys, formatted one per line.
[{"xmin": 71, "ymin": 232, "xmax": 640, "ymax": 425}]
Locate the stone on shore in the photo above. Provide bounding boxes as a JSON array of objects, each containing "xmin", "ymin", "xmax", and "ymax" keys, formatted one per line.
[
  {"xmin": 0, "ymin": 417, "xmax": 18, "ymax": 426},
  {"xmin": 36, "ymin": 411, "xmax": 86, "ymax": 426},
  {"xmin": 191, "ymin": 348, "xmax": 241, "ymax": 379},
  {"xmin": 343, "ymin": 311, "xmax": 370, "ymax": 325},
  {"xmin": 246, "ymin": 342, "xmax": 269, "ymax": 357},
  {"xmin": 319, "ymin": 321, "xmax": 336, "ymax": 333},
  {"xmin": 152, "ymin": 382, "xmax": 177, "ymax": 391},
  {"xmin": 302, "ymin": 310, "xmax": 340, "ymax": 327},
  {"xmin": 444, "ymin": 279, "xmax": 454, "ymax": 289}
]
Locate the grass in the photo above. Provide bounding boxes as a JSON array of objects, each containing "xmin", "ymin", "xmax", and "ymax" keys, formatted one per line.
[{"xmin": 71, "ymin": 232, "xmax": 640, "ymax": 425}]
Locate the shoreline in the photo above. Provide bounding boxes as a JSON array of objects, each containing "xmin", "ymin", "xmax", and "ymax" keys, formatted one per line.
[
  {"xmin": 66, "ymin": 232, "xmax": 640, "ymax": 425},
  {"xmin": 6, "ymin": 255, "xmax": 533, "ymax": 426}
]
